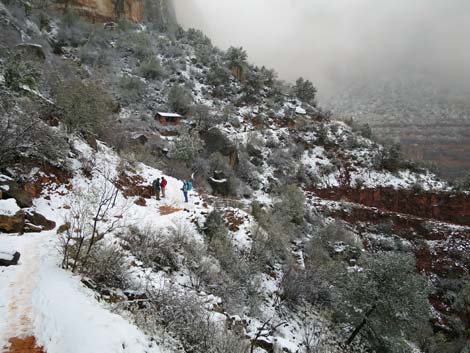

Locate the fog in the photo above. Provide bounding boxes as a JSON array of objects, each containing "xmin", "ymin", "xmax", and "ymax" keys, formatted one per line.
[{"xmin": 173, "ymin": 0, "xmax": 470, "ymax": 100}]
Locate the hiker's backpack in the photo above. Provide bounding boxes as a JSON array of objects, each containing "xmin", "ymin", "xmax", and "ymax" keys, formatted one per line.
[
  {"xmin": 186, "ymin": 181, "xmax": 193, "ymax": 191},
  {"xmin": 152, "ymin": 180, "xmax": 160, "ymax": 190}
]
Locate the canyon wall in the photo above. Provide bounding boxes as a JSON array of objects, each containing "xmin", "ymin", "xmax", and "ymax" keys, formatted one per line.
[
  {"xmin": 55, "ymin": 0, "xmax": 176, "ymax": 23},
  {"xmin": 312, "ymin": 186, "xmax": 470, "ymax": 226}
]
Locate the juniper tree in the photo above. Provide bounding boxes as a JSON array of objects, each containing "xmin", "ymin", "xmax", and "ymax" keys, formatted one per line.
[
  {"xmin": 168, "ymin": 84, "xmax": 193, "ymax": 115},
  {"xmin": 335, "ymin": 252, "xmax": 430, "ymax": 351},
  {"xmin": 294, "ymin": 77, "xmax": 317, "ymax": 106},
  {"xmin": 225, "ymin": 46, "xmax": 248, "ymax": 70}
]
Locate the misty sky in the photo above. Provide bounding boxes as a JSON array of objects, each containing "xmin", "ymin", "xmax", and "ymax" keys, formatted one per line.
[{"xmin": 174, "ymin": 0, "xmax": 470, "ymax": 99}]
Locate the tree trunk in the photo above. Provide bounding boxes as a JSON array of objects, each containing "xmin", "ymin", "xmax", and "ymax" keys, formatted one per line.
[{"xmin": 345, "ymin": 304, "xmax": 376, "ymax": 345}]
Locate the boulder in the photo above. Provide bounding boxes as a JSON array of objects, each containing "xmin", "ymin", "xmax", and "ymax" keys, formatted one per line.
[
  {"xmin": 0, "ymin": 211, "xmax": 25, "ymax": 233},
  {"xmin": 25, "ymin": 211, "xmax": 56, "ymax": 231},
  {"xmin": 14, "ymin": 43, "xmax": 46, "ymax": 61},
  {"xmin": 2, "ymin": 181, "xmax": 33, "ymax": 208},
  {"xmin": 0, "ymin": 251, "xmax": 21, "ymax": 266},
  {"xmin": 0, "ymin": 207, "xmax": 55, "ymax": 234},
  {"xmin": 252, "ymin": 338, "xmax": 274, "ymax": 353}
]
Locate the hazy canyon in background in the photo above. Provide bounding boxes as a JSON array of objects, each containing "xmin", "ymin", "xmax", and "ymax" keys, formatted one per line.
[{"xmin": 174, "ymin": 0, "xmax": 470, "ymax": 180}]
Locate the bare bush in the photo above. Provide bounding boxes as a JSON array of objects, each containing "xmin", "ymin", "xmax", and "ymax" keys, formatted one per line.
[
  {"xmin": 122, "ymin": 226, "xmax": 179, "ymax": 272},
  {"xmin": 60, "ymin": 173, "xmax": 127, "ymax": 274},
  {"xmin": 0, "ymin": 106, "xmax": 68, "ymax": 166},
  {"xmin": 52, "ymin": 78, "xmax": 115, "ymax": 137},
  {"xmin": 84, "ymin": 242, "xmax": 129, "ymax": 290},
  {"xmin": 130, "ymin": 287, "xmax": 248, "ymax": 353}
]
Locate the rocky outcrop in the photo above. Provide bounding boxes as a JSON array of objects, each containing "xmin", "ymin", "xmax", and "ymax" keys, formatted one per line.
[
  {"xmin": 1, "ymin": 180, "xmax": 33, "ymax": 208},
  {"xmin": 116, "ymin": 172, "xmax": 154, "ymax": 198},
  {"xmin": 53, "ymin": 0, "xmax": 176, "ymax": 23},
  {"xmin": 0, "ymin": 209, "xmax": 55, "ymax": 234},
  {"xmin": 54, "ymin": 0, "xmax": 144, "ymax": 22},
  {"xmin": 311, "ymin": 187, "xmax": 470, "ymax": 226},
  {"xmin": 0, "ymin": 211, "xmax": 25, "ymax": 233},
  {"xmin": 25, "ymin": 211, "xmax": 56, "ymax": 232}
]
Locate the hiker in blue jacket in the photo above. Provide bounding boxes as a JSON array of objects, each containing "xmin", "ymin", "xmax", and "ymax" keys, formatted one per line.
[
  {"xmin": 152, "ymin": 177, "xmax": 161, "ymax": 200},
  {"xmin": 181, "ymin": 180, "xmax": 193, "ymax": 203}
]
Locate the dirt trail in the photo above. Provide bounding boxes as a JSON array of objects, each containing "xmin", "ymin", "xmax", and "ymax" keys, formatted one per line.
[
  {"xmin": 4, "ymin": 337, "xmax": 44, "ymax": 353},
  {"xmin": 159, "ymin": 205, "xmax": 182, "ymax": 216}
]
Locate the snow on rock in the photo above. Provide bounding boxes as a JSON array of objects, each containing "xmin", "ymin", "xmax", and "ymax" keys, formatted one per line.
[
  {"xmin": 209, "ymin": 177, "xmax": 227, "ymax": 183},
  {"xmin": 0, "ymin": 199, "xmax": 21, "ymax": 216},
  {"xmin": 0, "ymin": 250, "xmax": 16, "ymax": 262},
  {"xmin": 0, "ymin": 174, "xmax": 12, "ymax": 182}
]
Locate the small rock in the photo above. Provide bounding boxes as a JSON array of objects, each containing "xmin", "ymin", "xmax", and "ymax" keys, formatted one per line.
[{"xmin": 0, "ymin": 251, "xmax": 21, "ymax": 266}]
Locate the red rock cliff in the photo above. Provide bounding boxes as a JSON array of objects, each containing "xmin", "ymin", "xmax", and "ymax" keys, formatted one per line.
[
  {"xmin": 57, "ymin": 0, "xmax": 144, "ymax": 22},
  {"xmin": 312, "ymin": 187, "xmax": 470, "ymax": 226}
]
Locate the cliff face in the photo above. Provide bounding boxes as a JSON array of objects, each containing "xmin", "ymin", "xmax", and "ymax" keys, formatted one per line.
[
  {"xmin": 312, "ymin": 186, "xmax": 470, "ymax": 226},
  {"xmin": 57, "ymin": 0, "xmax": 175, "ymax": 23}
]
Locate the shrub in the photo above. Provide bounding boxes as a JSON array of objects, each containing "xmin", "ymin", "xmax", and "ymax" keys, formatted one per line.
[
  {"xmin": 380, "ymin": 142, "xmax": 403, "ymax": 172},
  {"xmin": 137, "ymin": 56, "xmax": 165, "ymax": 80},
  {"xmin": 168, "ymin": 84, "xmax": 193, "ymax": 115},
  {"xmin": 131, "ymin": 288, "xmax": 249, "ymax": 353},
  {"xmin": 293, "ymin": 77, "xmax": 317, "ymax": 106},
  {"xmin": 190, "ymin": 104, "xmax": 211, "ymax": 129},
  {"xmin": 53, "ymin": 78, "xmax": 115, "ymax": 136},
  {"xmin": 119, "ymin": 74, "xmax": 146, "ymax": 105},
  {"xmin": 4, "ymin": 59, "xmax": 41, "ymax": 91},
  {"xmin": 84, "ymin": 243, "xmax": 129, "ymax": 290},
  {"xmin": 225, "ymin": 46, "xmax": 247, "ymax": 70},
  {"xmin": 235, "ymin": 151, "xmax": 259, "ymax": 189},
  {"xmin": 280, "ymin": 264, "xmax": 333, "ymax": 307},
  {"xmin": 116, "ymin": 18, "xmax": 134, "ymax": 31},
  {"xmin": 56, "ymin": 8, "xmax": 93, "ymax": 47},
  {"xmin": 455, "ymin": 173, "xmax": 470, "ymax": 191},
  {"xmin": 272, "ymin": 185, "xmax": 305, "ymax": 225},
  {"xmin": 357, "ymin": 123, "xmax": 372, "ymax": 139},
  {"xmin": 313, "ymin": 221, "xmax": 360, "ymax": 248},
  {"xmin": 203, "ymin": 210, "xmax": 228, "ymax": 243},
  {"xmin": 0, "ymin": 96, "xmax": 69, "ymax": 166},
  {"xmin": 250, "ymin": 220, "xmax": 291, "ymax": 267},
  {"xmin": 169, "ymin": 128, "xmax": 204, "ymax": 166},
  {"xmin": 116, "ymin": 31, "xmax": 153, "ymax": 60},
  {"xmin": 122, "ymin": 227, "xmax": 179, "ymax": 272},
  {"xmin": 79, "ymin": 45, "xmax": 112, "ymax": 67},
  {"xmin": 335, "ymin": 252, "xmax": 430, "ymax": 350}
]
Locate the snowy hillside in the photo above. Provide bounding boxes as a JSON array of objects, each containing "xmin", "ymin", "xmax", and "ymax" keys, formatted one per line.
[
  {"xmin": 0, "ymin": 139, "xmax": 207, "ymax": 353},
  {"xmin": 1, "ymin": 2, "xmax": 469, "ymax": 353}
]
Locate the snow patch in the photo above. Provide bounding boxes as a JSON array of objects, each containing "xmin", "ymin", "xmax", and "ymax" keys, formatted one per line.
[{"xmin": 0, "ymin": 199, "xmax": 21, "ymax": 216}]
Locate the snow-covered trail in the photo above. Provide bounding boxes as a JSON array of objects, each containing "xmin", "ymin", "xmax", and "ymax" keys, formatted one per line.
[
  {"xmin": 0, "ymin": 234, "xmax": 44, "ymax": 350},
  {"xmin": 0, "ymin": 141, "xmax": 209, "ymax": 353},
  {"xmin": 0, "ymin": 229, "xmax": 169, "ymax": 353}
]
